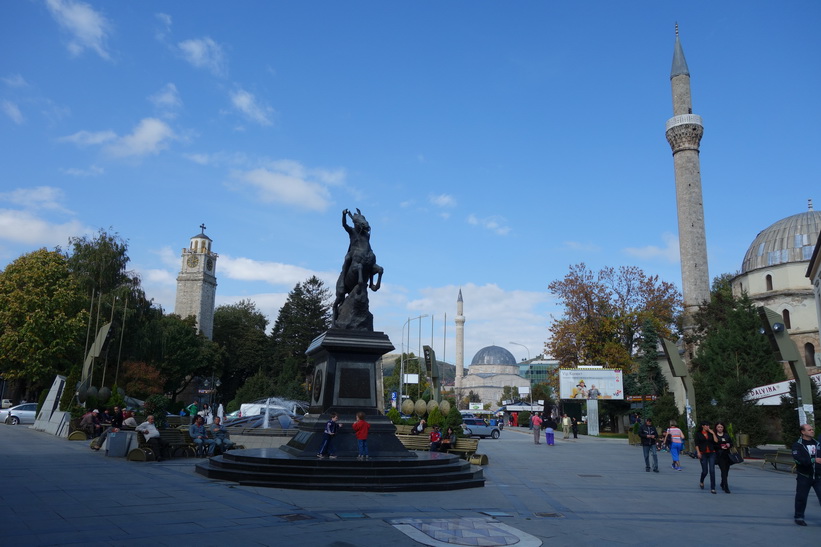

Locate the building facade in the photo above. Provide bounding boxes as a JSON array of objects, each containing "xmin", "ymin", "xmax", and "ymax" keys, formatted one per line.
[
  {"xmin": 174, "ymin": 226, "xmax": 218, "ymax": 340},
  {"xmin": 732, "ymin": 206, "xmax": 821, "ymax": 372}
]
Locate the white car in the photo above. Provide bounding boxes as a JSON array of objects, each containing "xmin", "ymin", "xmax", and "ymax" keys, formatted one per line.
[{"xmin": 1, "ymin": 403, "xmax": 38, "ymax": 425}]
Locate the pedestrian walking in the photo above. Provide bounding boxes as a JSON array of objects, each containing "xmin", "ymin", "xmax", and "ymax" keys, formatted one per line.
[
  {"xmin": 662, "ymin": 420, "xmax": 685, "ymax": 471},
  {"xmin": 571, "ymin": 417, "xmax": 579, "ymax": 439},
  {"xmin": 695, "ymin": 421, "xmax": 718, "ymax": 493},
  {"xmin": 638, "ymin": 417, "xmax": 659, "ymax": 473},
  {"xmin": 792, "ymin": 423, "xmax": 821, "ymax": 526},
  {"xmin": 531, "ymin": 413, "xmax": 543, "ymax": 444},
  {"xmin": 714, "ymin": 422, "xmax": 733, "ymax": 493}
]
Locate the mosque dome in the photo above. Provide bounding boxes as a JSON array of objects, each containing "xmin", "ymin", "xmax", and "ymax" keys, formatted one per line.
[
  {"xmin": 741, "ymin": 208, "xmax": 821, "ymax": 273},
  {"xmin": 470, "ymin": 345, "xmax": 517, "ymax": 366}
]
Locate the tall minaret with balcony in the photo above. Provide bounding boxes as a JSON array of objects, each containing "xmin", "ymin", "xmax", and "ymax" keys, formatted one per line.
[
  {"xmin": 666, "ymin": 26, "xmax": 710, "ymax": 335},
  {"xmin": 455, "ymin": 289, "xmax": 465, "ymax": 391},
  {"xmin": 174, "ymin": 224, "xmax": 218, "ymax": 339}
]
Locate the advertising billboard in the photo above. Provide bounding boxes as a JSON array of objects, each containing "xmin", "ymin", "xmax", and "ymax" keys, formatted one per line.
[{"xmin": 560, "ymin": 369, "xmax": 623, "ymax": 400}]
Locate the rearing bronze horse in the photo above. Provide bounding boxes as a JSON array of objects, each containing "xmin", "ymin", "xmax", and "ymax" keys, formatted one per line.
[{"xmin": 332, "ymin": 208, "xmax": 383, "ymax": 326}]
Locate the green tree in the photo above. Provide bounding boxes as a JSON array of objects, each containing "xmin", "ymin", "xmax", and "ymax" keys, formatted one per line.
[
  {"xmin": 139, "ymin": 314, "xmax": 218, "ymax": 402},
  {"xmin": 690, "ymin": 275, "xmax": 786, "ymax": 446},
  {"xmin": 270, "ymin": 276, "xmax": 332, "ymax": 394},
  {"xmin": 232, "ymin": 369, "xmax": 277, "ymax": 407},
  {"xmin": 546, "ymin": 264, "xmax": 681, "ymax": 371},
  {"xmin": 0, "ymin": 249, "xmax": 86, "ymax": 398},
  {"xmin": 780, "ymin": 379, "xmax": 821, "ymax": 448},
  {"xmin": 213, "ymin": 300, "xmax": 271, "ymax": 403},
  {"xmin": 633, "ymin": 319, "xmax": 668, "ymax": 416},
  {"xmin": 65, "ymin": 229, "xmax": 136, "ymax": 297},
  {"xmin": 498, "ymin": 386, "xmax": 521, "ymax": 406}
]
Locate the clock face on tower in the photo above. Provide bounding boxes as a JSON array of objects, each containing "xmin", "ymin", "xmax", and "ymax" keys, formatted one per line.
[
  {"xmin": 206, "ymin": 258, "xmax": 214, "ymax": 271},
  {"xmin": 187, "ymin": 256, "xmax": 199, "ymax": 268}
]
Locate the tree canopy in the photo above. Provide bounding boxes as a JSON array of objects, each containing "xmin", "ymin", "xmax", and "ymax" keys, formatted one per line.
[
  {"xmin": 690, "ymin": 275, "xmax": 786, "ymax": 444},
  {"xmin": 546, "ymin": 263, "xmax": 681, "ymax": 370},
  {"xmin": 0, "ymin": 249, "xmax": 87, "ymax": 395},
  {"xmin": 212, "ymin": 299, "xmax": 271, "ymax": 403},
  {"xmin": 269, "ymin": 276, "xmax": 332, "ymax": 392}
]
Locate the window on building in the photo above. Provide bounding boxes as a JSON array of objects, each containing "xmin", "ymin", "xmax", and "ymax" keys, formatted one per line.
[
  {"xmin": 765, "ymin": 275, "xmax": 773, "ymax": 291},
  {"xmin": 805, "ymin": 343, "xmax": 816, "ymax": 369},
  {"xmin": 782, "ymin": 309, "xmax": 791, "ymax": 329}
]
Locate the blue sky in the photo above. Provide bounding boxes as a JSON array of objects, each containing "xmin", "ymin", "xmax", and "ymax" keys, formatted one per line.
[{"xmin": 1, "ymin": 1, "xmax": 819, "ymax": 367}]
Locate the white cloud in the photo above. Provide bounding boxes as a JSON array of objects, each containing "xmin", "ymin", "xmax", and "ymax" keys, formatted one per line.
[
  {"xmin": 148, "ymin": 83, "xmax": 182, "ymax": 114},
  {"xmin": 105, "ymin": 118, "xmax": 176, "ymax": 158},
  {"xmin": 430, "ymin": 194, "xmax": 456, "ymax": 208},
  {"xmin": 230, "ymin": 160, "xmax": 341, "ymax": 212},
  {"xmin": 60, "ymin": 165, "xmax": 104, "ymax": 177},
  {"xmin": 218, "ymin": 255, "xmax": 332, "ymax": 287},
  {"xmin": 375, "ymin": 282, "xmax": 553, "ymax": 366},
  {"xmin": 2, "ymin": 100, "xmax": 24, "ymax": 124},
  {"xmin": 230, "ymin": 89, "xmax": 274, "ymax": 126},
  {"xmin": 154, "ymin": 12, "xmax": 172, "ymax": 41},
  {"xmin": 184, "ymin": 153, "xmax": 211, "ymax": 165},
  {"xmin": 45, "ymin": 0, "xmax": 113, "ymax": 60},
  {"xmin": 467, "ymin": 213, "xmax": 511, "ymax": 235},
  {"xmin": 178, "ymin": 37, "xmax": 226, "ymax": 76},
  {"xmin": 59, "ymin": 129, "xmax": 117, "ymax": 146},
  {"xmin": 562, "ymin": 240, "xmax": 602, "ymax": 253},
  {"xmin": 624, "ymin": 232, "xmax": 680, "ymax": 263},
  {"xmin": 0, "ymin": 186, "xmax": 69, "ymax": 211},
  {"xmin": 2, "ymin": 74, "xmax": 29, "ymax": 88},
  {"xmin": 0, "ymin": 209, "xmax": 89, "ymax": 246}
]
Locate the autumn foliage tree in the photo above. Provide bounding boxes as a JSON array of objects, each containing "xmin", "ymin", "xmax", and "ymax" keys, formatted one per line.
[{"xmin": 546, "ymin": 264, "xmax": 681, "ymax": 371}]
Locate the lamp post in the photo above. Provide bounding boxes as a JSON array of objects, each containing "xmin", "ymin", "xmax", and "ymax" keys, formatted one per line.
[
  {"xmin": 400, "ymin": 314, "xmax": 428, "ymax": 406},
  {"xmin": 510, "ymin": 342, "xmax": 531, "ymax": 407}
]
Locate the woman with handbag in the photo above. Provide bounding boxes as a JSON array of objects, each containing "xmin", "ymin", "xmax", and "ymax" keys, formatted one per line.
[
  {"xmin": 695, "ymin": 421, "xmax": 719, "ymax": 494},
  {"xmin": 714, "ymin": 422, "xmax": 734, "ymax": 493}
]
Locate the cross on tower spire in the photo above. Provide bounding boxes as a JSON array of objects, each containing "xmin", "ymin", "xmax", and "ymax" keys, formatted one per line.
[{"xmin": 199, "ymin": 223, "xmax": 207, "ymax": 234}]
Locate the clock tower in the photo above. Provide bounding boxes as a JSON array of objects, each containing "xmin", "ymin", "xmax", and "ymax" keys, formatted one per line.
[{"xmin": 174, "ymin": 224, "xmax": 217, "ymax": 339}]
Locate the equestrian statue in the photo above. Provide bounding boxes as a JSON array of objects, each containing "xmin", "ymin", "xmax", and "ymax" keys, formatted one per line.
[{"xmin": 332, "ymin": 208, "xmax": 383, "ymax": 331}]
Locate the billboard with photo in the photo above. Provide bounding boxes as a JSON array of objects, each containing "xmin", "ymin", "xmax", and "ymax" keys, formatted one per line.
[{"xmin": 560, "ymin": 369, "xmax": 624, "ymax": 400}]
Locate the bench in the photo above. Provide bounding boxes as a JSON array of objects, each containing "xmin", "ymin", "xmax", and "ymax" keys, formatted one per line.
[
  {"xmin": 763, "ymin": 450, "xmax": 796, "ymax": 473},
  {"xmin": 126, "ymin": 429, "xmax": 196, "ymax": 461},
  {"xmin": 395, "ymin": 435, "xmax": 482, "ymax": 461},
  {"xmin": 447, "ymin": 438, "xmax": 479, "ymax": 460}
]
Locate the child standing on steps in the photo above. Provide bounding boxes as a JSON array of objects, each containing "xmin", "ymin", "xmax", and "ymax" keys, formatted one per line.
[
  {"xmin": 317, "ymin": 412, "xmax": 341, "ymax": 459},
  {"xmin": 353, "ymin": 411, "xmax": 371, "ymax": 460}
]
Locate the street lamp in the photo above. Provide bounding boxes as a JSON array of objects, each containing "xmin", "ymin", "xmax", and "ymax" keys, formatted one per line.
[
  {"xmin": 510, "ymin": 342, "xmax": 531, "ymax": 407},
  {"xmin": 509, "ymin": 341, "xmax": 530, "ymax": 361},
  {"xmin": 400, "ymin": 314, "xmax": 429, "ymax": 406}
]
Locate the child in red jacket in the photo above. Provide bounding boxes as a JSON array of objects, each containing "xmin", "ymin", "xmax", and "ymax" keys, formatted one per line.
[{"xmin": 352, "ymin": 411, "xmax": 371, "ymax": 461}]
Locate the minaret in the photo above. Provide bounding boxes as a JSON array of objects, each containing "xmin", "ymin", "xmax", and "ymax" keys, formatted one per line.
[
  {"xmin": 174, "ymin": 224, "xmax": 218, "ymax": 339},
  {"xmin": 665, "ymin": 25, "xmax": 710, "ymax": 333},
  {"xmin": 455, "ymin": 289, "xmax": 465, "ymax": 391}
]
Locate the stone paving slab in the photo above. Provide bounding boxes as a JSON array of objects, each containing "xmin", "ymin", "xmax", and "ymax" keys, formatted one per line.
[{"xmin": 0, "ymin": 423, "xmax": 818, "ymax": 546}]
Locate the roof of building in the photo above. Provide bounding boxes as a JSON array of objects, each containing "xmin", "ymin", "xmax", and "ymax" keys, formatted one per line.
[
  {"xmin": 741, "ymin": 207, "xmax": 821, "ymax": 273},
  {"xmin": 470, "ymin": 345, "xmax": 517, "ymax": 366},
  {"xmin": 671, "ymin": 31, "xmax": 690, "ymax": 79}
]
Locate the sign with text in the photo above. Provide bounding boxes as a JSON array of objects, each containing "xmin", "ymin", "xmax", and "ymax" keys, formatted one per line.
[{"xmin": 560, "ymin": 369, "xmax": 623, "ymax": 400}]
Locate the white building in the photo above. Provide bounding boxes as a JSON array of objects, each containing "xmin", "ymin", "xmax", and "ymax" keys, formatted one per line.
[{"xmin": 732, "ymin": 205, "xmax": 821, "ymax": 372}]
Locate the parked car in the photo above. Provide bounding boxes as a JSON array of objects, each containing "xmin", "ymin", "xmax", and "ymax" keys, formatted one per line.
[
  {"xmin": 1, "ymin": 403, "xmax": 38, "ymax": 425},
  {"xmin": 1, "ymin": 399, "xmax": 12, "ymax": 409},
  {"xmin": 461, "ymin": 417, "xmax": 501, "ymax": 439}
]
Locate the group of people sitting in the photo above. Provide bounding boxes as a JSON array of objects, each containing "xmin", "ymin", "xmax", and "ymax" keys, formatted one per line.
[
  {"xmin": 410, "ymin": 420, "xmax": 458, "ymax": 452},
  {"xmin": 80, "ymin": 405, "xmax": 234, "ymax": 461},
  {"xmin": 187, "ymin": 415, "xmax": 234, "ymax": 457}
]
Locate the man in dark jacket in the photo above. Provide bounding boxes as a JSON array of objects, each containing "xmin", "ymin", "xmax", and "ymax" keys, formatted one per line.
[
  {"xmin": 638, "ymin": 417, "xmax": 659, "ymax": 473},
  {"xmin": 792, "ymin": 424, "xmax": 821, "ymax": 526}
]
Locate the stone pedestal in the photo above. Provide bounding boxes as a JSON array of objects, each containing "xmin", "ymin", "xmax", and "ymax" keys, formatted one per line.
[{"xmin": 280, "ymin": 329, "xmax": 413, "ymax": 459}]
